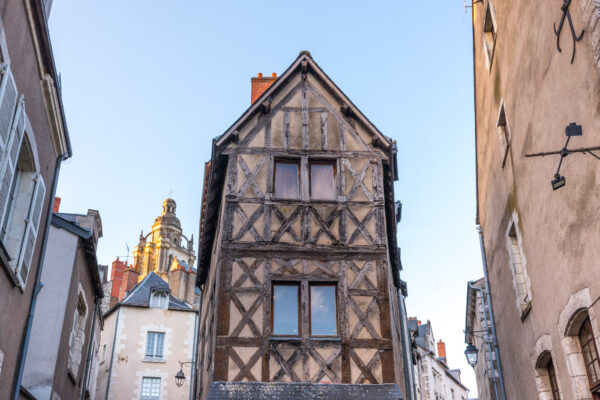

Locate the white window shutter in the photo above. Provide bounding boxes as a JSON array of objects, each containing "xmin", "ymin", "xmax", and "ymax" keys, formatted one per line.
[
  {"xmin": 0, "ymin": 66, "xmax": 20, "ymax": 230},
  {"xmin": 0, "ymin": 64, "xmax": 18, "ymax": 152},
  {"xmin": 16, "ymin": 172, "xmax": 45, "ymax": 285}
]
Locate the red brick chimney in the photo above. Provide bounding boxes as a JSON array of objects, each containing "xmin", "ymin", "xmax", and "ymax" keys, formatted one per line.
[
  {"xmin": 53, "ymin": 197, "xmax": 61, "ymax": 213},
  {"xmin": 109, "ymin": 258, "xmax": 128, "ymax": 306},
  {"xmin": 251, "ymin": 72, "xmax": 277, "ymax": 105},
  {"xmin": 119, "ymin": 267, "xmax": 140, "ymax": 301},
  {"xmin": 437, "ymin": 340, "xmax": 447, "ymax": 359}
]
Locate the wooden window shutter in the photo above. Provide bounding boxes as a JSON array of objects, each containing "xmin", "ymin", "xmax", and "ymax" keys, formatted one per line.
[
  {"xmin": 16, "ymin": 172, "xmax": 45, "ymax": 285},
  {"xmin": 0, "ymin": 66, "xmax": 19, "ymax": 229}
]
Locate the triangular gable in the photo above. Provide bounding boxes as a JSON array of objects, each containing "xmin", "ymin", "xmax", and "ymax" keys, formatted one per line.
[{"xmin": 215, "ymin": 51, "xmax": 391, "ymax": 152}]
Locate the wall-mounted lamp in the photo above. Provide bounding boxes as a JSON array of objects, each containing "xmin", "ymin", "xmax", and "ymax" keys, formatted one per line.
[
  {"xmin": 526, "ymin": 123, "xmax": 600, "ymax": 190},
  {"xmin": 174, "ymin": 361, "xmax": 196, "ymax": 388}
]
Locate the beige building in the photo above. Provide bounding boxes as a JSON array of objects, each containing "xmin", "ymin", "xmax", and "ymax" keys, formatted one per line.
[
  {"xmin": 408, "ymin": 319, "xmax": 469, "ymax": 400},
  {"xmin": 472, "ymin": 0, "xmax": 600, "ymax": 399},
  {"xmin": 95, "ymin": 272, "xmax": 198, "ymax": 400},
  {"xmin": 195, "ymin": 51, "xmax": 411, "ymax": 399}
]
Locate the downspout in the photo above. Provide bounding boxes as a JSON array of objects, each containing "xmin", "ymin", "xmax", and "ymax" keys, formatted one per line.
[
  {"xmin": 80, "ymin": 299, "xmax": 99, "ymax": 400},
  {"xmin": 476, "ymin": 225, "xmax": 507, "ymax": 400},
  {"xmin": 12, "ymin": 153, "xmax": 65, "ymax": 400},
  {"xmin": 397, "ymin": 289, "xmax": 415, "ymax": 400},
  {"xmin": 104, "ymin": 307, "xmax": 121, "ymax": 400},
  {"xmin": 190, "ymin": 293, "xmax": 202, "ymax": 400}
]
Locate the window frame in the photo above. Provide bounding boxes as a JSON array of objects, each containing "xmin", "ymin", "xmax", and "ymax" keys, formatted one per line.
[
  {"xmin": 482, "ymin": 0, "xmax": 497, "ymax": 70},
  {"xmin": 579, "ymin": 318, "xmax": 600, "ymax": 392},
  {"xmin": 140, "ymin": 377, "xmax": 161, "ymax": 400},
  {"xmin": 308, "ymin": 160, "xmax": 337, "ymax": 201},
  {"xmin": 308, "ymin": 283, "xmax": 338, "ymax": 337},
  {"xmin": 271, "ymin": 282, "xmax": 301, "ymax": 337},
  {"xmin": 505, "ymin": 211, "xmax": 532, "ymax": 320},
  {"xmin": 145, "ymin": 331, "xmax": 165, "ymax": 361},
  {"xmin": 273, "ymin": 159, "xmax": 301, "ymax": 200},
  {"xmin": 546, "ymin": 358, "xmax": 561, "ymax": 400},
  {"xmin": 496, "ymin": 102, "xmax": 510, "ymax": 167},
  {"xmin": 149, "ymin": 289, "xmax": 169, "ymax": 309}
]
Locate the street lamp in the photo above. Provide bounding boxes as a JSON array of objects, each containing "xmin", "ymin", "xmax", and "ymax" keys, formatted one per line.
[
  {"xmin": 174, "ymin": 361, "xmax": 195, "ymax": 388},
  {"xmin": 175, "ymin": 368, "xmax": 186, "ymax": 388},
  {"xmin": 464, "ymin": 343, "xmax": 479, "ymax": 368}
]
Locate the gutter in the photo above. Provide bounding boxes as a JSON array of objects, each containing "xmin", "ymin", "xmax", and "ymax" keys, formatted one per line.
[
  {"xmin": 104, "ymin": 306, "xmax": 121, "ymax": 400},
  {"xmin": 80, "ymin": 298, "xmax": 99, "ymax": 400},
  {"xmin": 11, "ymin": 153, "xmax": 66, "ymax": 400},
  {"xmin": 190, "ymin": 292, "xmax": 202, "ymax": 400}
]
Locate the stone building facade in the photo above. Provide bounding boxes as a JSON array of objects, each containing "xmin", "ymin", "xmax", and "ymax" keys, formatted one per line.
[
  {"xmin": 95, "ymin": 272, "xmax": 198, "ymax": 400},
  {"xmin": 408, "ymin": 319, "xmax": 469, "ymax": 400},
  {"xmin": 0, "ymin": 0, "xmax": 71, "ymax": 397},
  {"xmin": 472, "ymin": 0, "xmax": 600, "ymax": 399},
  {"xmin": 21, "ymin": 209, "xmax": 104, "ymax": 400},
  {"xmin": 195, "ymin": 52, "xmax": 410, "ymax": 399}
]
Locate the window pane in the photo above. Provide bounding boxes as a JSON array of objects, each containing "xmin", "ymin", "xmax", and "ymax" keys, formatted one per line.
[
  {"xmin": 273, "ymin": 285, "xmax": 299, "ymax": 335},
  {"xmin": 310, "ymin": 164, "xmax": 336, "ymax": 200},
  {"xmin": 310, "ymin": 285, "xmax": 337, "ymax": 336},
  {"xmin": 275, "ymin": 162, "xmax": 299, "ymax": 199},
  {"xmin": 141, "ymin": 377, "xmax": 161, "ymax": 399}
]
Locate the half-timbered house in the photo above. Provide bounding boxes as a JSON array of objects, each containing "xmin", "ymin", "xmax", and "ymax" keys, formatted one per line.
[{"xmin": 195, "ymin": 51, "xmax": 409, "ymax": 399}]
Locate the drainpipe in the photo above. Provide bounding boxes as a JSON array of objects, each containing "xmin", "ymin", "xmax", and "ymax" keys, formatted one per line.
[
  {"xmin": 190, "ymin": 292, "xmax": 202, "ymax": 400},
  {"xmin": 80, "ymin": 299, "xmax": 99, "ymax": 400},
  {"xmin": 11, "ymin": 153, "xmax": 65, "ymax": 400},
  {"xmin": 397, "ymin": 288, "xmax": 416, "ymax": 400},
  {"xmin": 476, "ymin": 224, "xmax": 508, "ymax": 400},
  {"xmin": 105, "ymin": 306, "xmax": 121, "ymax": 400}
]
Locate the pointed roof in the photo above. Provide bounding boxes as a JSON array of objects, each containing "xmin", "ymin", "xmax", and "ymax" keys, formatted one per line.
[
  {"xmin": 105, "ymin": 272, "xmax": 195, "ymax": 316},
  {"xmin": 214, "ymin": 51, "xmax": 393, "ymax": 151},
  {"xmin": 196, "ymin": 51, "xmax": 401, "ymax": 287}
]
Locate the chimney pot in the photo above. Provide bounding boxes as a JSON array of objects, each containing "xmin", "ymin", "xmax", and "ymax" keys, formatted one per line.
[
  {"xmin": 53, "ymin": 197, "xmax": 61, "ymax": 213},
  {"xmin": 251, "ymin": 71, "xmax": 278, "ymax": 105},
  {"xmin": 437, "ymin": 340, "xmax": 447, "ymax": 360}
]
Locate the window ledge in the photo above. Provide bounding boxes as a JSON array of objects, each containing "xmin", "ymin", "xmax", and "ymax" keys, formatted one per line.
[
  {"xmin": 143, "ymin": 358, "xmax": 166, "ymax": 363},
  {"xmin": 67, "ymin": 367, "xmax": 78, "ymax": 384},
  {"xmin": 0, "ymin": 241, "xmax": 18, "ymax": 288},
  {"xmin": 520, "ymin": 302, "xmax": 532, "ymax": 322},
  {"xmin": 270, "ymin": 336, "xmax": 302, "ymax": 342}
]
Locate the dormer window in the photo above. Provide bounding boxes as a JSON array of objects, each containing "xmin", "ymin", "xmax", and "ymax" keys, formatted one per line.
[{"xmin": 149, "ymin": 290, "xmax": 168, "ymax": 309}]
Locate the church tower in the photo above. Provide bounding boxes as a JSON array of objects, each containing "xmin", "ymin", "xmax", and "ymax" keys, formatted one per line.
[{"xmin": 132, "ymin": 198, "xmax": 197, "ymax": 303}]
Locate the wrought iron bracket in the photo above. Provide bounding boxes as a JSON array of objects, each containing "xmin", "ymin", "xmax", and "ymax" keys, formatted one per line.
[
  {"xmin": 525, "ymin": 123, "xmax": 600, "ymax": 189},
  {"xmin": 554, "ymin": 0, "xmax": 585, "ymax": 64}
]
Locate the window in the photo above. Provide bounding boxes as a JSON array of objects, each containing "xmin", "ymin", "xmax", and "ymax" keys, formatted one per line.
[
  {"xmin": 274, "ymin": 160, "xmax": 299, "ymax": 199},
  {"xmin": 272, "ymin": 281, "xmax": 339, "ymax": 338},
  {"xmin": 505, "ymin": 212, "xmax": 531, "ymax": 319},
  {"xmin": 68, "ymin": 294, "xmax": 87, "ymax": 376},
  {"xmin": 272, "ymin": 283, "xmax": 299, "ymax": 335},
  {"xmin": 145, "ymin": 332, "xmax": 165, "ymax": 361},
  {"xmin": 141, "ymin": 377, "xmax": 161, "ymax": 400},
  {"xmin": 547, "ymin": 358, "xmax": 561, "ymax": 400},
  {"xmin": 496, "ymin": 103, "xmax": 510, "ymax": 167},
  {"xmin": 99, "ymin": 344, "xmax": 106, "ymax": 364},
  {"xmin": 310, "ymin": 162, "xmax": 336, "ymax": 200},
  {"xmin": 0, "ymin": 65, "xmax": 45, "ymax": 288},
  {"xmin": 483, "ymin": 1, "xmax": 497, "ymax": 68},
  {"xmin": 579, "ymin": 318, "xmax": 600, "ymax": 396},
  {"xmin": 149, "ymin": 290, "xmax": 168, "ymax": 309},
  {"xmin": 310, "ymin": 284, "xmax": 337, "ymax": 336}
]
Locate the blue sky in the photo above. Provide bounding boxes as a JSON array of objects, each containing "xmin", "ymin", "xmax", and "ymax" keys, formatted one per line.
[{"xmin": 49, "ymin": 0, "xmax": 482, "ymax": 394}]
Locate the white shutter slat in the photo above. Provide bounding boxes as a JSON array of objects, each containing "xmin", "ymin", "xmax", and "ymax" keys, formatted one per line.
[
  {"xmin": 16, "ymin": 173, "xmax": 45, "ymax": 285},
  {"xmin": 0, "ymin": 65, "xmax": 18, "ymax": 148},
  {"xmin": 8, "ymin": 99, "xmax": 25, "ymax": 167}
]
